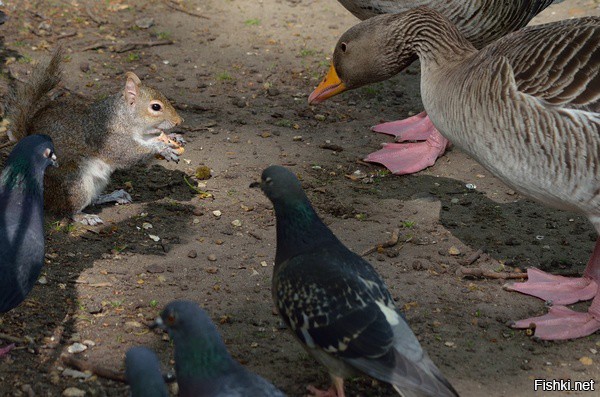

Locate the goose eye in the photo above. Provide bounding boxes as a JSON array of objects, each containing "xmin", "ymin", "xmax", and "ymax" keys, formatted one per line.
[
  {"xmin": 340, "ymin": 42, "xmax": 347, "ymax": 52},
  {"xmin": 151, "ymin": 103, "xmax": 162, "ymax": 111}
]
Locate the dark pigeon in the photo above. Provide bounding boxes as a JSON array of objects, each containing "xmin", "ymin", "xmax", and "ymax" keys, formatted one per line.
[
  {"xmin": 0, "ymin": 134, "xmax": 57, "ymax": 313},
  {"xmin": 252, "ymin": 165, "xmax": 458, "ymax": 397},
  {"xmin": 125, "ymin": 346, "xmax": 169, "ymax": 397},
  {"xmin": 152, "ymin": 300, "xmax": 286, "ymax": 397}
]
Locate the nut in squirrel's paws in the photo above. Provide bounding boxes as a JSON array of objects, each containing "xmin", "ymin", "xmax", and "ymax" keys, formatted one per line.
[{"xmin": 157, "ymin": 132, "xmax": 185, "ymax": 154}]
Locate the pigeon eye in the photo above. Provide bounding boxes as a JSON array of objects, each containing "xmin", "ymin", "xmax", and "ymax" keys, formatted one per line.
[
  {"xmin": 43, "ymin": 148, "xmax": 53, "ymax": 159},
  {"xmin": 151, "ymin": 103, "xmax": 162, "ymax": 111},
  {"xmin": 166, "ymin": 313, "xmax": 176, "ymax": 325},
  {"xmin": 340, "ymin": 42, "xmax": 347, "ymax": 52},
  {"xmin": 265, "ymin": 177, "xmax": 273, "ymax": 185}
]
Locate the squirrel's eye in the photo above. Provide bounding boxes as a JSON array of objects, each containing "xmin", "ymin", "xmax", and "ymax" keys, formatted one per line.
[{"xmin": 151, "ymin": 103, "xmax": 162, "ymax": 111}]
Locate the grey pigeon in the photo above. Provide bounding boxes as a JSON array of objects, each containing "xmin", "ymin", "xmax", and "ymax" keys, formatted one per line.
[
  {"xmin": 252, "ymin": 165, "xmax": 458, "ymax": 397},
  {"xmin": 0, "ymin": 134, "xmax": 57, "ymax": 313},
  {"xmin": 151, "ymin": 300, "xmax": 286, "ymax": 397},
  {"xmin": 125, "ymin": 346, "xmax": 169, "ymax": 397}
]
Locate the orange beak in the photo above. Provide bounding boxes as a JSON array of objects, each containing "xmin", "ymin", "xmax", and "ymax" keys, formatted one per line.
[{"xmin": 308, "ymin": 64, "xmax": 347, "ymax": 105}]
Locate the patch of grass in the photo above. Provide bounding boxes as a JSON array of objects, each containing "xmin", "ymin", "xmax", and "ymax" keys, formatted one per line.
[
  {"xmin": 402, "ymin": 220, "xmax": 415, "ymax": 228},
  {"xmin": 12, "ymin": 41, "xmax": 26, "ymax": 47},
  {"xmin": 127, "ymin": 53, "xmax": 140, "ymax": 62},
  {"xmin": 299, "ymin": 49, "xmax": 316, "ymax": 57},
  {"xmin": 355, "ymin": 213, "xmax": 367, "ymax": 221},
  {"xmin": 149, "ymin": 299, "xmax": 159, "ymax": 308},
  {"xmin": 274, "ymin": 119, "xmax": 294, "ymax": 128},
  {"xmin": 216, "ymin": 71, "xmax": 233, "ymax": 81},
  {"xmin": 110, "ymin": 300, "xmax": 124, "ymax": 308},
  {"xmin": 244, "ymin": 18, "xmax": 261, "ymax": 26},
  {"xmin": 156, "ymin": 31, "xmax": 171, "ymax": 40},
  {"xmin": 18, "ymin": 55, "xmax": 32, "ymax": 64}
]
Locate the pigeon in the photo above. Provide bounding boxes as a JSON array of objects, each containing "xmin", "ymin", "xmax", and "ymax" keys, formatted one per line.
[
  {"xmin": 252, "ymin": 165, "xmax": 458, "ymax": 397},
  {"xmin": 151, "ymin": 300, "xmax": 286, "ymax": 397},
  {"xmin": 0, "ymin": 134, "xmax": 57, "ymax": 313},
  {"xmin": 125, "ymin": 346, "xmax": 169, "ymax": 397}
]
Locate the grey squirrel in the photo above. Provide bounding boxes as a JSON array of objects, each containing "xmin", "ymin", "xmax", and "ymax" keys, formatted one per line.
[{"xmin": 6, "ymin": 48, "xmax": 184, "ymax": 225}]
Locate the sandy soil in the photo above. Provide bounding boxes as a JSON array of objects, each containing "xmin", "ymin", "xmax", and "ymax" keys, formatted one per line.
[{"xmin": 0, "ymin": 0, "xmax": 599, "ymax": 396}]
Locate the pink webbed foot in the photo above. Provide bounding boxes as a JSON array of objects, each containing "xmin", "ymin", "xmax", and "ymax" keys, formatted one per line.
[
  {"xmin": 504, "ymin": 268, "xmax": 598, "ymax": 305},
  {"xmin": 511, "ymin": 298, "xmax": 600, "ymax": 340},
  {"xmin": 371, "ymin": 111, "xmax": 433, "ymax": 141},
  {"xmin": 364, "ymin": 127, "xmax": 449, "ymax": 175},
  {"xmin": 0, "ymin": 343, "xmax": 15, "ymax": 358}
]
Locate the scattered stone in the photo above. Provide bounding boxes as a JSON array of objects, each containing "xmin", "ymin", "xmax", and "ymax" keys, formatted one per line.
[
  {"xmin": 231, "ymin": 96, "xmax": 247, "ymax": 108},
  {"xmin": 135, "ymin": 17, "xmax": 154, "ymax": 29},
  {"xmin": 82, "ymin": 340, "xmax": 95, "ymax": 347},
  {"xmin": 142, "ymin": 222, "xmax": 153, "ymax": 229},
  {"xmin": 79, "ymin": 62, "xmax": 90, "ymax": 73},
  {"xmin": 444, "ymin": 341, "xmax": 455, "ymax": 348},
  {"xmin": 579, "ymin": 356, "xmax": 593, "ymax": 366},
  {"xmin": 87, "ymin": 302, "xmax": 103, "ymax": 314},
  {"xmin": 314, "ymin": 114, "xmax": 326, "ymax": 121},
  {"xmin": 293, "ymin": 135, "xmax": 303, "ymax": 141},
  {"xmin": 206, "ymin": 266, "xmax": 218, "ymax": 274},
  {"xmin": 231, "ymin": 219, "xmax": 242, "ymax": 227},
  {"xmin": 62, "ymin": 387, "xmax": 86, "ymax": 397},
  {"xmin": 260, "ymin": 261, "xmax": 268, "ymax": 267},
  {"xmin": 212, "ymin": 210, "xmax": 222, "ymax": 218},
  {"xmin": 188, "ymin": 250, "xmax": 198, "ymax": 258},
  {"xmin": 67, "ymin": 343, "xmax": 87, "ymax": 354},
  {"xmin": 38, "ymin": 275, "xmax": 48, "ymax": 285},
  {"xmin": 146, "ymin": 264, "xmax": 165, "ymax": 274},
  {"xmin": 148, "ymin": 234, "xmax": 160, "ymax": 242},
  {"xmin": 125, "ymin": 321, "xmax": 143, "ymax": 330},
  {"xmin": 448, "ymin": 246, "xmax": 461, "ymax": 256},
  {"xmin": 62, "ymin": 368, "xmax": 91, "ymax": 379},
  {"xmin": 207, "ymin": 254, "xmax": 217, "ymax": 262},
  {"xmin": 266, "ymin": 87, "xmax": 280, "ymax": 96}
]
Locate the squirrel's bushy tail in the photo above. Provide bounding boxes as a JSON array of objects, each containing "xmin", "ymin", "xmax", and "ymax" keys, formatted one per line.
[{"xmin": 7, "ymin": 47, "xmax": 63, "ymax": 141}]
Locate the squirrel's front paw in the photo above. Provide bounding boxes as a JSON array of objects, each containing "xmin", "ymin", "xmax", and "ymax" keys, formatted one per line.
[
  {"xmin": 157, "ymin": 147, "xmax": 181, "ymax": 163},
  {"xmin": 74, "ymin": 213, "xmax": 104, "ymax": 226},
  {"xmin": 168, "ymin": 133, "xmax": 186, "ymax": 146}
]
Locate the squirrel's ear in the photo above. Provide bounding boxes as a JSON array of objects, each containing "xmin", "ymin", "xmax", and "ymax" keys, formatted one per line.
[{"xmin": 124, "ymin": 72, "xmax": 141, "ymax": 106}]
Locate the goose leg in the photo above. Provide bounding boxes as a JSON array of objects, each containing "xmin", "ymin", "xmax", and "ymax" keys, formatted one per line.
[
  {"xmin": 504, "ymin": 238, "xmax": 600, "ymax": 305},
  {"xmin": 364, "ymin": 126, "xmax": 449, "ymax": 175},
  {"xmin": 510, "ymin": 294, "xmax": 600, "ymax": 340},
  {"xmin": 371, "ymin": 111, "xmax": 433, "ymax": 141}
]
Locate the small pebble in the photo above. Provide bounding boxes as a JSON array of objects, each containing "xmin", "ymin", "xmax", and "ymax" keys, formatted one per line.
[
  {"xmin": 135, "ymin": 17, "xmax": 154, "ymax": 29},
  {"xmin": 212, "ymin": 210, "xmax": 222, "ymax": 217},
  {"xmin": 231, "ymin": 219, "xmax": 242, "ymax": 227},
  {"xmin": 188, "ymin": 250, "xmax": 197, "ymax": 258},
  {"xmin": 207, "ymin": 254, "xmax": 217, "ymax": 262},
  {"xmin": 62, "ymin": 387, "xmax": 86, "ymax": 397},
  {"xmin": 62, "ymin": 368, "xmax": 90, "ymax": 379},
  {"xmin": 38, "ymin": 275, "xmax": 48, "ymax": 285},
  {"xmin": 148, "ymin": 234, "xmax": 160, "ymax": 242},
  {"xmin": 67, "ymin": 343, "xmax": 87, "ymax": 354}
]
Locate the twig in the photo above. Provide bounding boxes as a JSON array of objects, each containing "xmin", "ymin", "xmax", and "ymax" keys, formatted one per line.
[
  {"xmin": 164, "ymin": 0, "xmax": 210, "ymax": 19},
  {"xmin": 459, "ymin": 266, "xmax": 528, "ymax": 280},
  {"xmin": 114, "ymin": 40, "xmax": 174, "ymax": 53},
  {"xmin": 81, "ymin": 42, "xmax": 108, "ymax": 52},
  {"xmin": 85, "ymin": 5, "xmax": 107, "ymax": 26},
  {"xmin": 61, "ymin": 354, "xmax": 127, "ymax": 383},
  {"xmin": 362, "ymin": 228, "xmax": 400, "ymax": 256},
  {"xmin": 56, "ymin": 31, "xmax": 77, "ymax": 40},
  {"xmin": 459, "ymin": 249, "xmax": 484, "ymax": 266},
  {"xmin": 0, "ymin": 332, "xmax": 29, "ymax": 344}
]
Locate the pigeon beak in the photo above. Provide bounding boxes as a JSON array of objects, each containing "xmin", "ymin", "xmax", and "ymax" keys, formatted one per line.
[
  {"xmin": 249, "ymin": 181, "xmax": 262, "ymax": 189},
  {"xmin": 308, "ymin": 64, "xmax": 347, "ymax": 105},
  {"xmin": 149, "ymin": 316, "xmax": 166, "ymax": 330},
  {"xmin": 50, "ymin": 154, "xmax": 58, "ymax": 168}
]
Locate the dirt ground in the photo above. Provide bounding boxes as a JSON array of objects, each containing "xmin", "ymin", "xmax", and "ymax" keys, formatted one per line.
[{"xmin": 0, "ymin": 0, "xmax": 599, "ymax": 396}]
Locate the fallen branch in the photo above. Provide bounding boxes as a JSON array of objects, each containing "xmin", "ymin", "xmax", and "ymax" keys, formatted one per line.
[
  {"xmin": 61, "ymin": 354, "xmax": 127, "ymax": 383},
  {"xmin": 164, "ymin": 0, "xmax": 210, "ymax": 19},
  {"xmin": 459, "ymin": 249, "xmax": 484, "ymax": 266},
  {"xmin": 362, "ymin": 228, "xmax": 400, "ymax": 256},
  {"xmin": 114, "ymin": 40, "xmax": 174, "ymax": 53},
  {"xmin": 56, "ymin": 31, "xmax": 77, "ymax": 40},
  {"xmin": 81, "ymin": 42, "xmax": 108, "ymax": 52},
  {"xmin": 459, "ymin": 266, "xmax": 528, "ymax": 280}
]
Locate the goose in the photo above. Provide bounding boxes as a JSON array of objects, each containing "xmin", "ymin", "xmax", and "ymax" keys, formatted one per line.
[
  {"xmin": 308, "ymin": 7, "xmax": 599, "ymax": 340},
  {"xmin": 311, "ymin": 0, "xmax": 563, "ymax": 175}
]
